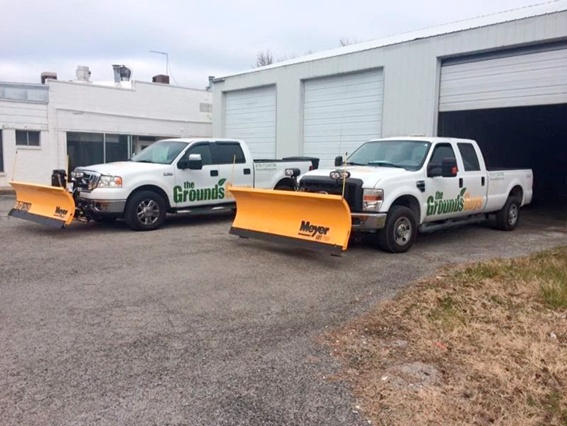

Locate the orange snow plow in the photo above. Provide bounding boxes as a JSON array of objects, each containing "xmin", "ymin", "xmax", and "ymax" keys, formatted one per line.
[
  {"xmin": 8, "ymin": 181, "xmax": 75, "ymax": 228},
  {"xmin": 229, "ymin": 187, "xmax": 352, "ymax": 255}
]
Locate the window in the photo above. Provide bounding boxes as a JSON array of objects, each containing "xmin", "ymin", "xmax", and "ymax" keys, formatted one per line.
[
  {"xmin": 16, "ymin": 130, "xmax": 40, "ymax": 146},
  {"xmin": 213, "ymin": 142, "xmax": 246, "ymax": 164},
  {"xmin": 199, "ymin": 102, "xmax": 213, "ymax": 113},
  {"xmin": 186, "ymin": 143, "xmax": 213, "ymax": 165},
  {"xmin": 0, "ymin": 130, "xmax": 3, "ymax": 172},
  {"xmin": 457, "ymin": 143, "xmax": 481, "ymax": 171},
  {"xmin": 429, "ymin": 143, "xmax": 456, "ymax": 166}
]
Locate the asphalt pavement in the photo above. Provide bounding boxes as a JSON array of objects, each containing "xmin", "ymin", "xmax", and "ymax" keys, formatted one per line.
[{"xmin": 0, "ymin": 195, "xmax": 565, "ymax": 425}]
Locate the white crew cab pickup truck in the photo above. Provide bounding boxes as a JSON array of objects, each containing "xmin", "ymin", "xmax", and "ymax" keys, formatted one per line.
[
  {"xmin": 72, "ymin": 138, "xmax": 318, "ymax": 230},
  {"xmin": 297, "ymin": 137, "xmax": 533, "ymax": 253}
]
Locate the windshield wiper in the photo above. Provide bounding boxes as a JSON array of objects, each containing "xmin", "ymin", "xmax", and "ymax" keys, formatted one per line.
[
  {"xmin": 367, "ymin": 161, "xmax": 404, "ymax": 168},
  {"xmin": 133, "ymin": 160, "xmax": 155, "ymax": 163},
  {"xmin": 344, "ymin": 161, "xmax": 365, "ymax": 166}
]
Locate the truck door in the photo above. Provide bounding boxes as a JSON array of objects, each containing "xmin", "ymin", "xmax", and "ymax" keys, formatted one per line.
[
  {"xmin": 422, "ymin": 143, "xmax": 463, "ymax": 222},
  {"xmin": 456, "ymin": 142, "xmax": 487, "ymax": 214},
  {"xmin": 210, "ymin": 141, "xmax": 252, "ymax": 200},
  {"xmin": 173, "ymin": 142, "xmax": 220, "ymax": 208}
]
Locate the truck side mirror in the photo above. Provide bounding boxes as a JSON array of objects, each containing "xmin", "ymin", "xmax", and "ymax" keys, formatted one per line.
[
  {"xmin": 334, "ymin": 156, "xmax": 343, "ymax": 167},
  {"xmin": 178, "ymin": 153, "xmax": 203, "ymax": 170},
  {"xmin": 441, "ymin": 158, "xmax": 458, "ymax": 177},
  {"xmin": 187, "ymin": 154, "xmax": 203, "ymax": 170}
]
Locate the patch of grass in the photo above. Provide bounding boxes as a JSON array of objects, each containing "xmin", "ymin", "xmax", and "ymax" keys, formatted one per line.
[{"xmin": 325, "ymin": 246, "xmax": 567, "ymax": 426}]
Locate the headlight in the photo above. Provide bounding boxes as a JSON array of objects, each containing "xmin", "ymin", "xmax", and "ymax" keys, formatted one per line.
[
  {"xmin": 363, "ymin": 189, "xmax": 383, "ymax": 211},
  {"xmin": 97, "ymin": 175, "xmax": 123, "ymax": 188},
  {"xmin": 329, "ymin": 170, "xmax": 351, "ymax": 180}
]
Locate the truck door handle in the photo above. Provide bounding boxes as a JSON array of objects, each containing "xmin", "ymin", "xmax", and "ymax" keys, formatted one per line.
[
  {"xmin": 481, "ymin": 176, "xmax": 485, "ymax": 186},
  {"xmin": 243, "ymin": 168, "xmax": 251, "ymax": 175},
  {"xmin": 459, "ymin": 178, "xmax": 463, "ymax": 188},
  {"xmin": 210, "ymin": 170, "xmax": 218, "ymax": 177}
]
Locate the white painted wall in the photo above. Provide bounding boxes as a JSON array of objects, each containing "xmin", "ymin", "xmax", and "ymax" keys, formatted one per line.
[
  {"xmin": 1, "ymin": 80, "xmax": 213, "ymax": 188},
  {"xmin": 213, "ymin": 10, "xmax": 567, "ymax": 159},
  {"xmin": 0, "ymin": 100, "xmax": 49, "ymax": 185}
]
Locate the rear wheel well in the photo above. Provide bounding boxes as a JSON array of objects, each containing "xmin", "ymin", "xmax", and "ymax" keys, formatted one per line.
[
  {"xmin": 509, "ymin": 185, "xmax": 523, "ymax": 202},
  {"xmin": 390, "ymin": 195, "xmax": 420, "ymax": 218},
  {"xmin": 128, "ymin": 185, "xmax": 170, "ymax": 211},
  {"xmin": 274, "ymin": 178, "xmax": 295, "ymax": 190}
]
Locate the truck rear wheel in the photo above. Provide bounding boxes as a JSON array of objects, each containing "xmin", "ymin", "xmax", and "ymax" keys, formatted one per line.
[
  {"xmin": 124, "ymin": 190, "xmax": 166, "ymax": 231},
  {"xmin": 496, "ymin": 196, "xmax": 520, "ymax": 231},
  {"xmin": 376, "ymin": 206, "xmax": 417, "ymax": 253}
]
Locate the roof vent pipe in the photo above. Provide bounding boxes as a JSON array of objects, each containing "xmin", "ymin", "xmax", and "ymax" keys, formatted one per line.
[{"xmin": 76, "ymin": 66, "xmax": 91, "ymax": 82}]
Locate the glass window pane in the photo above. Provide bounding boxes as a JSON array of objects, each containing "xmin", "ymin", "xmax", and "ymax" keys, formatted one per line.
[
  {"xmin": 457, "ymin": 143, "xmax": 481, "ymax": 171},
  {"xmin": 105, "ymin": 134, "xmax": 129, "ymax": 163},
  {"xmin": 214, "ymin": 142, "xmax": 246, "ymax": 164},
  {"xmin": 67, "ymin": 132, "xmax": 104, "ymax": 169},
  {"xmin": 28, "ymin": 131, "xmax": 40, "ymax": 146},
  {"xmin": 15, "ymin": 130, "xmax": 27, "ymax": 145}
]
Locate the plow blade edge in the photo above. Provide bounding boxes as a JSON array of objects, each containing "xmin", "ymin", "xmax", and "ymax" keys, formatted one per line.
[
  {"xmin": 229, "ymin": 187, "xmax": 351, "ymax": 255},
  {"xmin": 8, "ymin": 182, "xmax": 75, "ymax": 228}
]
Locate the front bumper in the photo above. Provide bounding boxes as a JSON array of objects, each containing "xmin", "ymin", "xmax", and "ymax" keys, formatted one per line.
[
  {"xmin": 352, "ymin": 212, "xmax": 387, "ymax": 231},
  {"xmin": 77, "ymin": 197, "xmax": 126, "ymax": 214}
]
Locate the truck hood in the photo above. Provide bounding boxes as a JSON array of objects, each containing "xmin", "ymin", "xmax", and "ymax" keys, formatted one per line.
[
  {"xmin": 76, "ymin": 161, "xmax": 170, "ymax": 175},
  {"xmin": 301, "ymin": 166, "xmax": 411, "ymax": 188}
]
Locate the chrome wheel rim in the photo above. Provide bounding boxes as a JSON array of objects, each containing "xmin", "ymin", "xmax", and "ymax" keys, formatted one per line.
[
  {"xmin": 394, "ymin": 217, "xmax": 412, "ymax": 246},
  {"xmin": 136, "ymin": 199, "xmax": 160, "ymax": 225},
  {"xmin": 508, "ymin": 203, "xmax": 518, "ymax": 226}
]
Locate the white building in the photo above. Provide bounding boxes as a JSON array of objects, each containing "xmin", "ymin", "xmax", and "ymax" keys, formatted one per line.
[
  {"xmin": 212, "ymin": 2, "xmax": 567, "ymax": 204},
  {"xmin": 0, "ymin": 67, "xmax": 213, "ymax": 189}
]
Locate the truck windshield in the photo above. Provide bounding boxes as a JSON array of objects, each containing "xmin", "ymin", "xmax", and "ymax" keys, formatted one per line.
[
  {"xmin": 347, "ymin": 140, "xmax": 431, "ymax": 171},
  {"xmin": 132, "ymin": 140, "xmax": 189, "ymax": 165}
]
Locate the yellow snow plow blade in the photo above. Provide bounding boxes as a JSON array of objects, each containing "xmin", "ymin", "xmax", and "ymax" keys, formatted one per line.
[
  {"xmin": 229, "ymin": 187, "xmax": 351, "ymax": 255},
  {"xmin": 8, "ymin": 181, "xmax": 75, "ymax": 228}
]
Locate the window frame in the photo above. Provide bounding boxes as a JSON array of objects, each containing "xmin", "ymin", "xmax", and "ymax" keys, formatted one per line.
[{"xmin": 15, "ymin": 130, "xmax": 41, "ymax": 147}]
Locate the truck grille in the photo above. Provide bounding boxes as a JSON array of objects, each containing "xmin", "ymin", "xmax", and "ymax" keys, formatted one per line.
[
  {"xmin": 299, "ymin": 176, "xmax": 363, "ymax": 211},
  {"xmin": 73, "ymin": 169, "xmax": 100, "ymax": 191}
]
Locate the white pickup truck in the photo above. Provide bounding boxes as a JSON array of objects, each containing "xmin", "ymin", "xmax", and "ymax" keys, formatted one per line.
[
  {"xmin": 297, "ymin": 136, "xmax": 533, "ymax": 252},
  {"xmin": 71, "ymin": 138, "xmax": 317, "ymax": 230}
]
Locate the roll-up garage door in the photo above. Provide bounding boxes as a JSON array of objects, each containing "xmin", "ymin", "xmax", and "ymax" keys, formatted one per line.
[
  {"xmin": 224, "ymin": 86, "xmax": 276, "ymax": 158},
  {"xmin": 439, "ymin": 46, "xmax": 567, "ymax": 112},
  {"xmin": 303, "ymin": 70, "xmax": 383, "ymax": 167}
]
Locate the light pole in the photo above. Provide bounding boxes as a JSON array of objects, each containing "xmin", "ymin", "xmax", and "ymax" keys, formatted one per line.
[{"xmin": 150, "ymin": 50, "xmax": 168, "ymax": 75}]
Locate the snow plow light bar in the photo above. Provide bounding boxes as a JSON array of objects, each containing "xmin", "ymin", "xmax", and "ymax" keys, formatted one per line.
[
  {"xmin": 228, "ymin": 187, "xmax": 351, "ymax": 255},
  {"xmin": 8, "ymin": 181, "xmax": 75, "ymax": 228}
]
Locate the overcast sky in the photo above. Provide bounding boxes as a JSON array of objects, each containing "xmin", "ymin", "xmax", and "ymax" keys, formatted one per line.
[{"xmin": 0, "ymin": 0, "xmax": 552, "ymax": 89}]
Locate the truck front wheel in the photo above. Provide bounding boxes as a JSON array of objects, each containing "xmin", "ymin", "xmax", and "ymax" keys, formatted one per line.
[
  {"xmin": 376, "ymin": 206, "xmax": 417, "ymax": 253},
  {"xmin": 124, "ymin": 190, "xmax": 166, "ymax": 231},
  {"xmin": 496, "ymin": 196, "xmax": 520, "ymax": 231}
]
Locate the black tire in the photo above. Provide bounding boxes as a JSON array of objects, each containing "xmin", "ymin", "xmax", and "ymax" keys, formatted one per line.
[
  {"xmin": 274, "ymin": 182, "xmax": 295, "ymax": 191},
  {"xmin": 376, "ymin": 206, "xmax": 418, "ymax": 253},
  {"xmin": 124, "ymin": 190, "xmax": 166, "ymax": 231},
  {"xmin": 496, "ymin": 196, "xmax": 520, "ymax": 231}
]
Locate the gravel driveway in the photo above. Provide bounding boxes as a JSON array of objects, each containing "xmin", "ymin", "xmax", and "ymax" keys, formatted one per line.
[{"xmin": 0, "ymin": 194, "xmax": 564, "ymax": 425}]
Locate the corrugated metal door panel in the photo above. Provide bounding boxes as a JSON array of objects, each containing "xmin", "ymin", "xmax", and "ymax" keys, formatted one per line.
[
  {"xmin": 439, "ymin": 48, "xmax": 567, "ymax": 111},
  {"xmin": 303, "ymin": 70, "xmax": 384, "ymax": 167},
  {"xmin": 224, "ymin": 86, "xmax": 276, "ymax": 158}
]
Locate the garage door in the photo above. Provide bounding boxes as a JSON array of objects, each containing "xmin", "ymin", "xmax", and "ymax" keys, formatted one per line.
[
  {"xmin": 303, "ymin": 70, "xmax": 383, "ymax": 167},
  {"xmin": 439, "ymin": 45, "xmax": 567, "ymax": 112},
  {"xmin": 224, "ymin": 86, "xmax": 276, "ymax": 158}
]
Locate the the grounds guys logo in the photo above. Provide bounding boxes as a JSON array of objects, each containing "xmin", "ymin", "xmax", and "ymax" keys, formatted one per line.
[
  {"xmin": 173, "ymin": 179, "xmax": 228, "ymax": 203},
  {"xmin": 426, "ymin": 188, "xmax": 484, "ymax": 216},
  {"xmin": 298, "ymin": 220, "xmax": 330, "ymax": 241}
]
